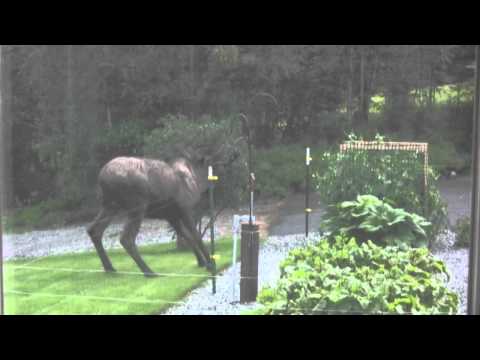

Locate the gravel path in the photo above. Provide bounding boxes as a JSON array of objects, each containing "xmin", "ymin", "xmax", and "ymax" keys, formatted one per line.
[
  {"xmin": 163, "ymin": 234, "xmax": 317, "ymax": 315},
  {"xmin": 163, "ymin": 230, "xmax": 469, "ymax": 315},
  {"xmin": 434, "ymin": 175, "xmax": 472, "ymax": 315},
  {"xmin": 2, "ymin": 218, "xmax": 222, "ymax": 261},
  {"xmin": 431, "ymin": 230, "xmax": 469, "ymax": 314}
]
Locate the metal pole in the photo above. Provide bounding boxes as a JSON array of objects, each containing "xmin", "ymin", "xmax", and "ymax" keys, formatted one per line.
[
  {"xmin": 305, "ymin": 147, "xmax": 311, "ymax": 238},
  {"xmin": 468, "ymin": 45, "xmax": 480, "ymax": 315},
  {"xmin": 0, "ymin": 193, "xmax": 3, "ymax": 316},
  {"xmin": 208, "ymin": 166, "xmax": 217, "ymax": 294},
  {"xmin": 248, "ymin": 144, "xmax": 253, "ymax": 226},
  {"xmin": 249, "ymin": 173, "xmax": 255, "ymax": 225}
]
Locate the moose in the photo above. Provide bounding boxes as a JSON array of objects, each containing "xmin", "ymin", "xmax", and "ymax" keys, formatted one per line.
[{"xmin": 87, "ymin": 140, "xmax": 241, "ymax": 277}]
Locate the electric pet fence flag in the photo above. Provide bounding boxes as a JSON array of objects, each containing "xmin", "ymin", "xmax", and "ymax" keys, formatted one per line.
[
  {"xmin": 305, "ymin": 147, "xmax": 312, "ymax": 238},
  {"xmin": 208, "ymin": 166, "xmax": 219, "ymax": 295}
]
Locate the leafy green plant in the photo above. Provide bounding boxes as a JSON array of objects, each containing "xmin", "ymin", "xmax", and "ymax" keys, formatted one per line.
[
  {"xmin": 3, "ymin": 198, "xmax": 71, "ymax": 232},
  {"xmin": 96, "ymin": 120, "xmax": 148, "ymax": 161},
  {"xmin": 255, "ymin": 144, "xmax": 328, "ymax": 199},
  {"xmin": 320, "ymin": 195, "xmax": 431, "ymax": 248},
  {"xmin": 454, "ymin": 216, "xmax": 471, "ymax": 248},
  {"xmin": 429, "ymin": 139, "xmax": 470, "ymax": 176},
  {"xmin": 256, "ymin": 235, "xmax": 458, "ymax": 315},
  {"xmin": 314, "ymin": 134, "xmax": 448, "ymax": 238}
]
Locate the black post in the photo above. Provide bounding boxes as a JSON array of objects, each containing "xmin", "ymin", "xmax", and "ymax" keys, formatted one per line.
[
  {"xmin": 0, "ymin": 187, "xmax": 3, "ymax": 316},
  {"xmin": 249, "ymin": 173, "xmax": 255, "ymax": 225},
  {"xmin": 208, "ymin": 166, "xmax": 218, "ymax": 295},
  {"xmin": 240, "ymin": 223, "xmax": 260, "ymax": 303},
  {"xmin": 468, "ymin": 45, "xmax": 480, "ymax": 315},
  {"xmin": 305, "ymin": 147, "xmax": 311, "ymax": 238}
]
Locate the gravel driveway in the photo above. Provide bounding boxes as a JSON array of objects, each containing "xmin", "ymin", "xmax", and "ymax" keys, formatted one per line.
[{"xmin": 3, "ymin": 219, "xmax": 176, "ymax": 260}]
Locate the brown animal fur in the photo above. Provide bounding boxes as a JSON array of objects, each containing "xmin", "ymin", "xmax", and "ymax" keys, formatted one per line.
[{"xmin": 87, "ymin": 156, "xmax": 213, "ymax": 276}]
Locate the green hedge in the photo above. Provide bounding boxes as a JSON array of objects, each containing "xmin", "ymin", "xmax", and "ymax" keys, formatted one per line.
[{"xmin": 255, "ymin": 144, "xmax": 328, "ymax": 199}]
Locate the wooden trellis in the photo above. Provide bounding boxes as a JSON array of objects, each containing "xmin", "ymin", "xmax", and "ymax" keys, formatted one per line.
[
  {"xmin": 339, "ymin": 141, "xmax": 429, "ymax": 190},
  {"xmin": 339, "ymin": 141, "xmax": 430, "ymax": 228}
]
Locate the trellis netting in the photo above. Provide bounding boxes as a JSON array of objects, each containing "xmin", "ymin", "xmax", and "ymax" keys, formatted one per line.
[{"xmin": 315, "ymin": 136, "xmax": 448, "ymax": 238}]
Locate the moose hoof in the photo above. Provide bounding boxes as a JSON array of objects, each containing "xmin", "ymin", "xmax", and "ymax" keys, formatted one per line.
[
  {"xmin": 104, "ymin": 267, "xmax": 117, "ymax": 274},
  {"xmin": 143, "ymin": 271, "xmax": 158, "ymax": 278},
  {"xmin": 205, "ymin": 261, "xmax": 215, "ymax": 272}
]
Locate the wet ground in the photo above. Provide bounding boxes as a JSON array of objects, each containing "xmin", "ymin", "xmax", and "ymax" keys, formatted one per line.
[
  {"xmin": 268, "ymin": 192, "xmax": 324, "ymax": 236},
  {"xmin": 438, "ymin": 175, "xmax": 472, "ymax": 226},
  {"xmin": 269, "ymin": 175, "xmax": 473, "ymax": 237}
]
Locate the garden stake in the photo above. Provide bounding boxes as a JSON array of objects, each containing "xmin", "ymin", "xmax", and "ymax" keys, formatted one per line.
[
  {"xmin": 208, "ymin": 166, "xmax": 218, "ymax": 294},
  {"xmin": 249, "ymin": 173, "xmax": 255, "ymax": 225},
  {"xmin": 305, "ymin": 147, "xmax": 312, "ymax": 238},
  {"xmin": 468, "ymin": 44, "xmax": 480, "ymax": 315}
]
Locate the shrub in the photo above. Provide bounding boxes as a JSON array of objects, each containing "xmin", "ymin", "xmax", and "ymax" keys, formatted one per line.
[
  {"xmin": 257, "ymin": 235, "xmax": 458, "ymax": 315},
  {"xmin": 429, "ymin": 139, "xmax": 470, "ymax": 176},
  {"xmin": 143, "ymin": 114, "xmax": 248, "ymax": 210},
  {"xmin": 255, "ymin": 144, "xmax": 328, "ymax": 199},
  {"xmin": 320, "ymin": 195, "xmax": 431, "ymax": 248},
  {"xmin": 4, "ymin": 198, "xmax": 69, "ymax": 231},
  {"xmin": 314, "ymin": 134, "xmax": 448, "ymax": 238},
  {"xmin": 95, "ymin": 120, "xmax": 148, "ymax": 163},
  {"xmin": 454, "ymin": 216, "xmax": 471, "ymax": 248}
]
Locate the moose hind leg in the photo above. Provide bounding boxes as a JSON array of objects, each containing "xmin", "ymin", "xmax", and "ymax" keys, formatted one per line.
[
  {"xmin": 120, "ymin": 209, "xmax": 156, "ymax": 277},
  {"xmin": 87, "ymin": 207, "xmax": 117, "ymax": 273}
]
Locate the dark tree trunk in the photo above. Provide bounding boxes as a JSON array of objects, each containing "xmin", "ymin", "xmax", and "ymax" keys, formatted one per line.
[
  {"xmin": 385, "ymin": 83, "xmax": 410, "ymax": 132},
  {"xmin": 347, "ymin": 46, "xmax": 354, "ymax": 123},
  {"xmin": 359, "ymin": 47, "xmax": 369, "ymax": 126}
]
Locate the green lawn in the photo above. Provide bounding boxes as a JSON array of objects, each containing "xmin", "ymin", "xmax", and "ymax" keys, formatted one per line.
[{"xmin": 4, "ymin": 238, "xmax": 238, "ymax": 315}]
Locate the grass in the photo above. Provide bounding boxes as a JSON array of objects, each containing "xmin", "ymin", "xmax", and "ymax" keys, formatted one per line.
[
  {"xmin": 240, "ymin": 308, "xmax": 265, "ymax": 315},
  {"xmin": 4, "ymin": 237, "xmax": 239, "ymax": 315}
]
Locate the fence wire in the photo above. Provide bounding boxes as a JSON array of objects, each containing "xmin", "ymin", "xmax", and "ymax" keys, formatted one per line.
[{"xmin": 3, "ymin": 259, "xmax": 461, "ymax": 315}]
